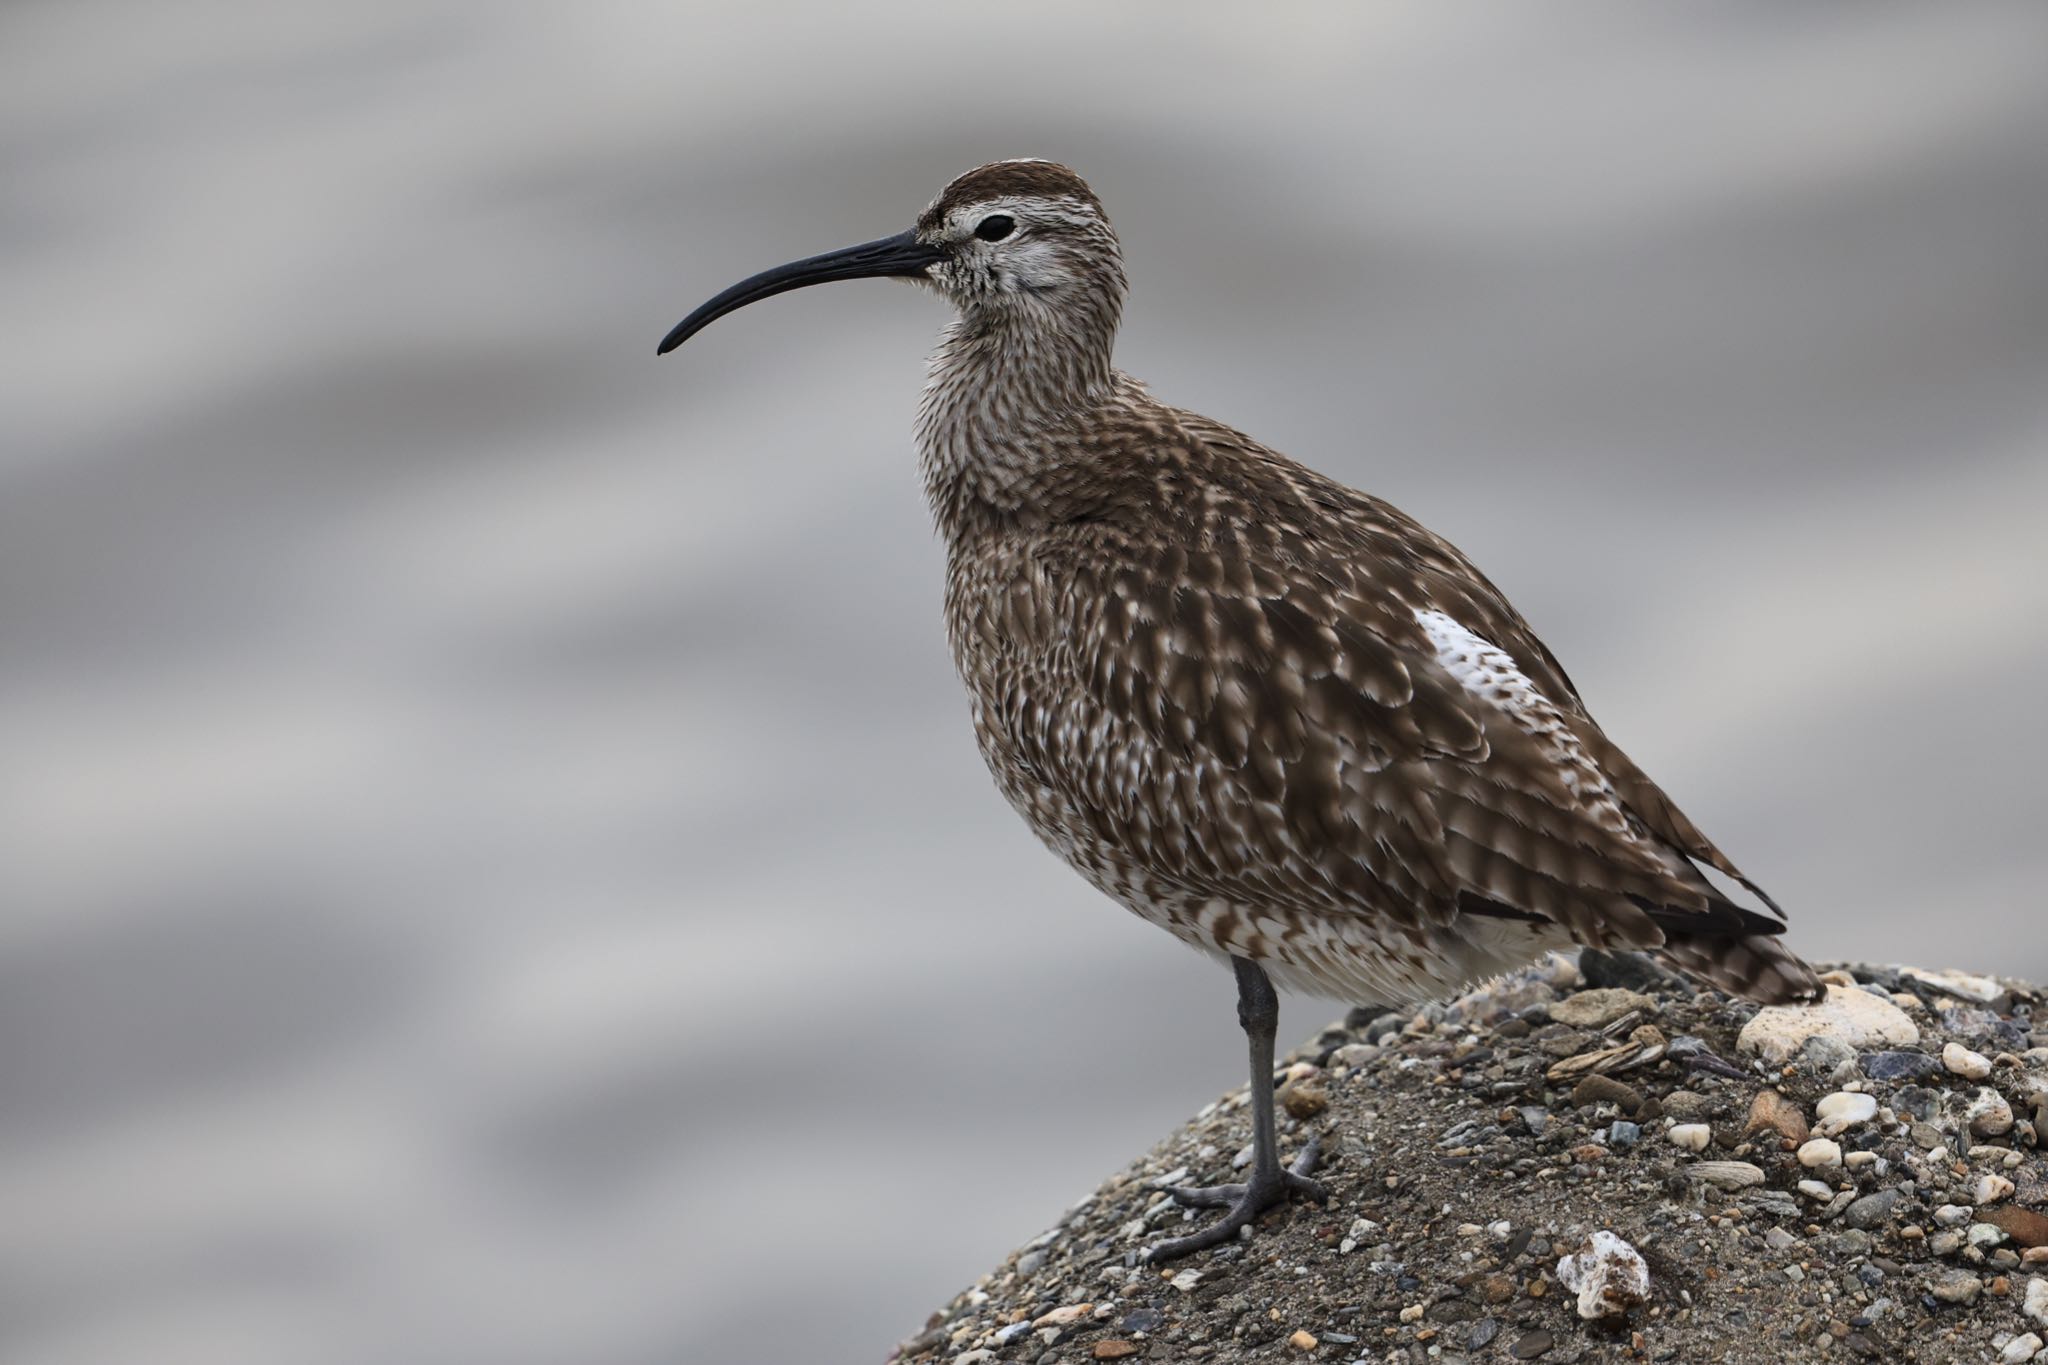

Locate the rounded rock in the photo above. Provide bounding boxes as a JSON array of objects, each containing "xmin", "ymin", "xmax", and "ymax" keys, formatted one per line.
[
  {"xmin": 1746, "ymin": 1088, "xmax": 1811, "ymax": 1145},
  {"xmin": 1797, "ymin": 1137, "xmax": 1844, "ymax": 1168},
  {"xmin": 1668, "ymin": 1123, "xmax": 1711, "ymax": 1152},
  {"xmin": 1693, "ymin": 1160, "xmax": 1766, "ymax": 1191},
  {"xmin": 1557, "ymin": 1230, "xmax": 1651, "ymax": 1321},
  {"xmin": 1815, "ymin": 1091, "xmax": 1879, "ymax": 1133},
  {"xmin": 1932, "ymin": 1269, "xmax": 1983, "ymax": 1304},
  {"xmin": 2025, "ymin": 1275, "xmax": 2048, "ymax": 1327},
  {"xmin": 1945, "ymin": 1042, "xmax": 1993, "ymax": 1080},
  {"xmin": 1737, "ymin": 985, "xmax": 1918, "ymax": 1067},
  {"xmin": 1969, "ymin": 1088, "xmax": 2016, "ymax": 1137},
  {"xmin": 1843, "ymin": 1189, "xmax": 1901, "ymax": 1229}
]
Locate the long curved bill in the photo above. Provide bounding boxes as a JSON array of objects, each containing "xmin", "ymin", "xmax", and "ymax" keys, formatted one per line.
[{"xmin": 657, "ymin": 229, "xmax": 945, "ymax": 355}]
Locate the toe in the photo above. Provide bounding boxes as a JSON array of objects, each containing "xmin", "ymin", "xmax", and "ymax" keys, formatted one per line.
[{"xmin": 1165, "ymin": 1182, "xmax": 1246, "ymax": 1209}]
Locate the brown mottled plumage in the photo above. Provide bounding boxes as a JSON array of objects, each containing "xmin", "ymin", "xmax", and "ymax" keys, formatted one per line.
[{"xmin": 658, "ymin": 159, "xmax": 1821, "ymax": 1259}]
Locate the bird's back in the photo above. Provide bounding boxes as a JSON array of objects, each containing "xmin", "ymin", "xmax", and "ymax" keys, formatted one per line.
[{"xmin": 940, "ymin": 379, "xmax": 1820, "ymax": 1006}]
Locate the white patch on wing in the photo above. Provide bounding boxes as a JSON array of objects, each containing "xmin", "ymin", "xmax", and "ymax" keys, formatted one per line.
[{"xmin": 1412, "ymin": 608, "xmax": 1633, "ymax": 838}]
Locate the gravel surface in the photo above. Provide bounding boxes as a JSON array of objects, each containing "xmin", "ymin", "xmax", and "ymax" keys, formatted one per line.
[{"xmin": 895, "ymin": 959, "xmax": 2048, "ymax": 1364}]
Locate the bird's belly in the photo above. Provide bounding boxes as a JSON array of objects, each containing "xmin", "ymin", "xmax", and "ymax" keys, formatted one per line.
[{"xmin": 973, "ymin": 719, "xmax": 1567, "ymax": 1008}]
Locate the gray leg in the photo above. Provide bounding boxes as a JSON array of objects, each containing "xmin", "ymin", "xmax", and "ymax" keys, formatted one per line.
[{"xmin": 1146, "ymin": 957, "xmax": 1327, "ymax": 1262}]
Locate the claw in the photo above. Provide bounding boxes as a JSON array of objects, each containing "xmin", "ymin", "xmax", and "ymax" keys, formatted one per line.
[{"xmin": 1145, "ymin": 1135, "xmax": 1325, "ymax": 1262}]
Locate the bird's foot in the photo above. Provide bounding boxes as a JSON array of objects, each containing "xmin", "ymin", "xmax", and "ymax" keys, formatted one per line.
[{"xmin": 1144, "ymin": 1135, "xmax": 1327, "ymax": 1263}]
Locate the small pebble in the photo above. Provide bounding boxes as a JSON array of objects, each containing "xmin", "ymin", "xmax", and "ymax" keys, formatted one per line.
[
  {"xmin": 1287, "ymin": 1329, "xmax": 1318, "ymax": 1351},
  {"xmin": 1797, "ymin": 1179, "xmax": 1834, "ymax": 1201},
  {"xmin": 1932, "ymin": 1269, "xmax": 1983, "ymax": 1304},
  {"xmin": 1980, "ymin": 1174, "xmax": 2018, "ymax": 1206},
  {"xmin": 1279, "ymin": 1080, "xmax": 1328, "ymax": 1120},
  {"xmin": 1511, "ymin": 1328, "xmax": 1556, "ymax": 1359},
  {"xmin": 1399, "ymin": 1304, "xmax": 1424, "ymax": 1323},
  {"xmin": 1571, "ymin": 1074, "xmax": 1644, "ymax": 1114},
  {"xmin": 1937, "ymin": 1204, "xmax": 1973, "ymax": 1226},
  {"xmin": 1797, "ymin": 1137, "xmax": 1843, "ymax": 1168},
  {"xmin": 1843, "ymin": 1189, "xmax": 1901, "ymax": 1229},
  {"xmin": 1693, "ymin": 1160, "xmax": 1766, "ymax": 1191},
  {"xmin": 1668, "ymin": 1123, "xmax": 1711, "ymax": 1152},
  {"xmin": 1032, "ymin": 1304, "xmax": 1091, "ymax": 1328},
  {"xmin": 1339, "ymin": 1215, "xmax": 1383, "ymax": 1254},
  {"xmin": 1946, "ymin": 1042, "xmax": 1993, "ymax": 1080},
  {"xmin": 2025, "ymin": 1276, "xmax": 2048, "ymax": 1326},
  {"xmin": 1990, "ymin": 1207, "xmax": 2048, "ymax": 1247},
  {"xmin": 1746, "ymin": 1088, "xmax": 1810, "ymax": 1145},
  {"xmin": 1863, "ymin": 1050, "xmax": 1943, "ymax": 1082},
  {"xmin": 1815, "ymin": 1091, "xmax": 1879, "ymax": 1133},
  {"xmin": 1661, "ymin": 1090, "xmax": 1715, "ymax": 1123},
  {"xmin": 1970, "ymin": 1088, "xmax": 2016, "ymax": 1137},
  {"xmin": 1556, "ymin": 1230, "xmax": 1650, "ymax": 1321},
  {"xmin": 1120, "ymin": 1307, "xmax": 1163, "ymax": 1334},
  {"xmin": 2001, "ymin": 1333, "xmax": 2042, "ymax": 1364}
]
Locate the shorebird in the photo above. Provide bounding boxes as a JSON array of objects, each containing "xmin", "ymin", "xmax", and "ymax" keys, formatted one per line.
[{"xmin": 658, "ymin": 160, "xmax": 1821, "ymax": 1261}]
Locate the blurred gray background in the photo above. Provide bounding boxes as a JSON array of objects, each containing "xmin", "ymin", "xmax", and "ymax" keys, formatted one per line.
[{"xmin": 4, "ymin": 2, "xmax": 2045, "ymax": 1362}]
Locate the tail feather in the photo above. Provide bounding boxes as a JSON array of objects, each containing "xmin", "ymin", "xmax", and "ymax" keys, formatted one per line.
[{"xmin": 1651, "ymin": 927, "xmax": 1822, "ymax": 1005}]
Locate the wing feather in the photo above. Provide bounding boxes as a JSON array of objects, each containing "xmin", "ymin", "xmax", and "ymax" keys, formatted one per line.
[{"xmin": 949, "ymin": 406, "xmax": 1788, "ymax": 955}]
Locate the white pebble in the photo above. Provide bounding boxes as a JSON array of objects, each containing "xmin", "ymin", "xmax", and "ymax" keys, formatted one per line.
[
  {"xmin": 2025, "ymin": 1276, "xmax": 2048, "ymax": 1328},
  {"xmin": 1936, "ymin": 1204, "xmax": 1973, "ymax": 1226},
  {"xmin": 1668, "ymin": 1123, "xmax": 1711, "ymax": 1152},
  {"xmin": 1945, "ymin": 1042, "xmax": 1992, "ymax": 1080},
  {"xmin": 1971, "ymin": 1223, "xmax": 2009, "ymax": 1249},
  {"xmin": 2001, "ymin": 1332, "xmax": 2042, "ymax": 1364},
  {"xmin": 1797, "ymin": 1137, "xmax": 1843, "ymax": 1168},
  {"xmin": 1487, "ymin": 1220, "xmax": 1513, "ymax": 1241},
  {"xmin": 1845, "ymin": 1150, "xmax": 1880, "ymax": 1170},
  {"xmin": 1978, "ymin": 1173, "xmax": 2017, "ymax": 1205},
  {"xmin": 1557, "ymin": 1230, "xmax": 1651, "ymax": 1321},
  {"xmin": 1798, "ymin": 1179, "xmax": 1835, "ymax": 1201},
  {"xmin": 1815, "ymin": 1091, "xmax": 1878, "ymax": 1133},
  {"xmin": 1737, "ymin": 985, "xmax": 1918, "ymax": 1065}
]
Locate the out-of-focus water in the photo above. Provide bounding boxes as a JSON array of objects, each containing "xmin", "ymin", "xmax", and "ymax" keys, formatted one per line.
[{"xmin": 4, "ymin": 3, "xmax": 2045, "ymax": 1361}]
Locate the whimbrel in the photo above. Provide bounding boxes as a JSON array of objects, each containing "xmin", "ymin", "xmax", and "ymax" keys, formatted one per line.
[{"xmin": 658, "ymin": 160, "xmax": 1821, "ymax": 1261}]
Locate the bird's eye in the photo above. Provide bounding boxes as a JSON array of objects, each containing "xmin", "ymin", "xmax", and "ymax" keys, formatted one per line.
[{"xmin": 973, "ymin": 214, "xmax": 1016, "ymax": 242}]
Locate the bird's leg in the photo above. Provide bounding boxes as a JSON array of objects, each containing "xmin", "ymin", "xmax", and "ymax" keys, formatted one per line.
[{"xmin": 1146, "ymin": 957, "xmax": 1328, "ymax": 1262}]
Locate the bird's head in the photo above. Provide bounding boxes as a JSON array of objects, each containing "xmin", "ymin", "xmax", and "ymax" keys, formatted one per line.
[{"xmin": 658, "ymin": 159, "xmax": 1124, "ymax": 355}]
